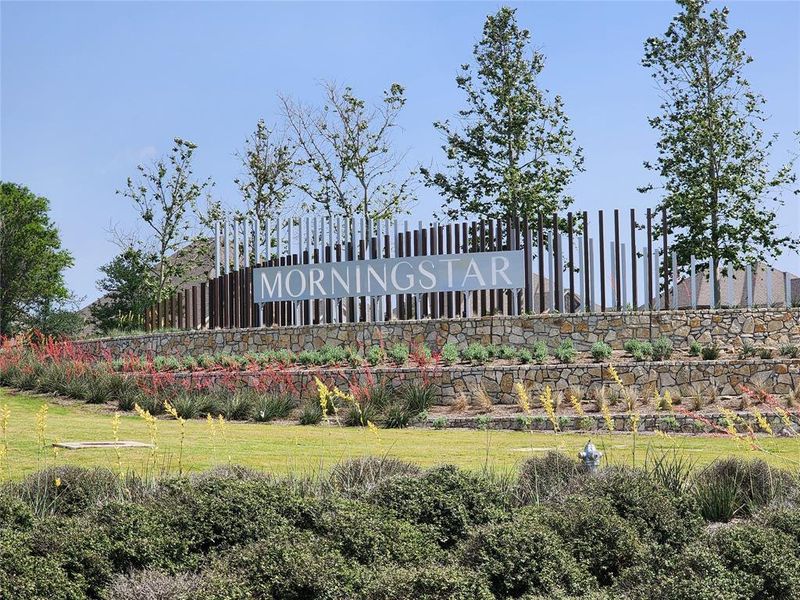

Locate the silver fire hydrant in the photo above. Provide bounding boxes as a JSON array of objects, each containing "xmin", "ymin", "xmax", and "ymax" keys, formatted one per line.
[{"xmin": 579, "ymin": 440, "xmax": 603, "ymax": 473}]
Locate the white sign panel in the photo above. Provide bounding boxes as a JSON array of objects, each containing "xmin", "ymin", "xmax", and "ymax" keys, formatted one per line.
[{"xmin": 253, "ymin": 250, "xmax": 525, "ymax": 303}]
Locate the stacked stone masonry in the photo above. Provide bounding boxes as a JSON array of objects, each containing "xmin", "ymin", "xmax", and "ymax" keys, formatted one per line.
[
  {"xmin": 78, "ymin": 308, "xmax": 800, "ymax": 357},
  {"xmin": 160, "ymin": 358, "xmax": 800, "ymax": 406}
]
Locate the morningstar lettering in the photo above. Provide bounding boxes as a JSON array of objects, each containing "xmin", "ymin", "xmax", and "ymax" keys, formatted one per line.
[{"xmin": 252, "ymin": 250, "xmax": 525, "ymax": 303}]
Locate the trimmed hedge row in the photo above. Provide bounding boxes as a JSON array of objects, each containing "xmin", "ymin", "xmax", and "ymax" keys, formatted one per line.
[{"xmin": 1, "ymin": 456, "xmax": 799, "ymax": 599}]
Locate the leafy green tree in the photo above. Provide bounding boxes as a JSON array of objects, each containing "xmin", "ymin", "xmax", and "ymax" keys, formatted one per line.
[
  {"xmin": 640, "ymin": 0, "xmax": 799, "ymax": 300},
  {"xmin": 0, "ymin": 182, "xmax": 73, "ymax": 335},
  {"xmin": 118, "ymin": 138, "xmax": 213, "ymax": 303},
  {"xmin": 234, "ymin": 118, "xmax": 299, "ymax": 223},
  {"xmin": 421, "ymin": 7, "xmax": 584, "ymax": 222},
  {"xmin": 90, "ymin": 247, "xmax": 157, "ymax": 333},
  {"xmin": 28, "ymin": 297, "xmax": 85, "ymax": 338},
  {"xmin": 281, "ymin": 81, "xmax": 415, "ymax": 221}
]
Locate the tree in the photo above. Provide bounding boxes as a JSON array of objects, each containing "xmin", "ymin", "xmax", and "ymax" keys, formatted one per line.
[
  {"xmin": 90, "ymin": 247, "xmax": 157, "ymax": 333},
  {"xmin": 281, "ymin": 82, "xmax": 415, "ymax": 221},
  {"xmin": 421, "ymin": 7, "xmax": 584, "ymax": 222},
  {"xmin": 641, "ymin": 0, "xmax": 799, "ymax": 301},
  {"xmin": 118, "ymin": 138, "xmax": 213, "ymax": 303},
  {"xmin": 234, "ymin": 119, "xmax": 299, "ymax": 223},
  {"xmin": 0, "ymin": 182, "xmax": 73, "ymax": 336}
]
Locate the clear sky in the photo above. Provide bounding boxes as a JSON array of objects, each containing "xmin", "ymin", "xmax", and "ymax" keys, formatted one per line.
[{"xmin": 2, "ymin": 1, "xmax": 798, "ymax": 305}]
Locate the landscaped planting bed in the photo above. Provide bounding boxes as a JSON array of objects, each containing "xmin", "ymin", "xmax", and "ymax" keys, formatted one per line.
[
  {"xmin": 1, "ymin": 455, "xmax": 799, "ymax": 599},
  {"xmin": 1, "ymin": 337, "xmax": 799, "ymax": 435}
]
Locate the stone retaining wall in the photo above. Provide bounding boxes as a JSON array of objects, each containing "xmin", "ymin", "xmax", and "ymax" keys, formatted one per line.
[
  {"xmin": 77, "ymin": 308, "xmax": 800, "ymax": 357},
  {"xmin": 163, "ymin": 358, "xmax": 800, "ymax": 406},
  {"xmin": 421, "ymin": 412, "xmax": 800, "ymax": 434}
]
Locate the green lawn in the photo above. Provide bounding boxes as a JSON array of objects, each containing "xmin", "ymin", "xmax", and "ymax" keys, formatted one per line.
[{"xmin": 1, "ymin": 387, "xmax": 798, "ymax": 480}]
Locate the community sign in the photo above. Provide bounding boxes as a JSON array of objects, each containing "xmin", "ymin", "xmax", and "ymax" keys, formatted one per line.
[{"xmin": 253, "ymin": 250, "xmax": 525, "ymax": 303}]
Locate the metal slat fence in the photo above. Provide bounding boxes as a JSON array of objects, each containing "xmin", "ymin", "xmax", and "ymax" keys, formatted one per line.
[{"xmin": 145, "ymin": 208, "xmax": 798, "ymax": 331}]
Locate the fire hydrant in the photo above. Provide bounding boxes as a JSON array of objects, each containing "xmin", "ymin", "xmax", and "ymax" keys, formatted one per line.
[{"xmin": 579, "ymin": 440, "xmax": 602, "ymax": 473}]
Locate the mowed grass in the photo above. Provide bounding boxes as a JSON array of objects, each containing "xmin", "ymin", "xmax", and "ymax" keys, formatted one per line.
[{"xmin": 1, "ymin": 387, "xmax": 799, "ymax": 480}]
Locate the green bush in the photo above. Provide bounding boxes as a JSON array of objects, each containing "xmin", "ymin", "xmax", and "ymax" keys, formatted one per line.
[
  {"xmin": 739, "ymin": 342, "xmax": 757, "ymax": 359},
  {"xmin": 578, "ymin": 467, "xmax": 702, "ymax": 548},
  {"xmin": 688, "ymin": 341, "xmax": 702, "ymax": 356},
  {"xmin": 461, "ymin": 509, "xmax": 593, "ymax": 598},
  {"xmin": 554, "ymin": 339, "xmax": 577, "ymax": 363},
  {"xmin": 462, "ymin": 342, "xmax": 490, "ymax": 364},
  {"xmin": 517, "ymin": 348, "xmax": 533, "ymax": 363},
  {"xmin": 0, "ymin": 529, "xmax": 85, "ymax": 600},
  {"xmin": 624, "ymin": 339, "xmax": 653, "ymax": 361},
  {"xmin": 366, "ymin": 346, "xmax": 386, "ymax": 366},
  {"xmin": 387, "ymin": 343, "xmax": 410, "ymax": 365},
  {"xmin": 530, "ymin": 340, "xmax": 549, "ymax": 363},
  {"xmin": 591, "ymin": 341, "xmax": 612, "ymax": 362},
  {"xmin": 439, "ymin": 342, "xmax": 460, "ymax": 365},
  {"xmin": 779, "ymin": 344, "xmax": 799, "ymax": 358},
  {"xmin": 368, "ymin": 465, "xmax": 506, "ymax": 548},
  {"xmin": 710, "ymin": 524, "xmax": 800, "ymax": 599},
  {"xmin": 196, "ymin": 529, "xmax": 360, "ymax": 600},
  {"xmin": 612, "ymin": 542, "xmax": 741, "ymax": 600},
  {"xmin": 758, "ymin": 347, "xmax": 774, "ymax": 359},
  {"xmin": 362, "ymin": 565, "xmax": 493, "ymax": 600},
  {"xmin": 651, "ymin": 337, "xmax": 674, "ymax": 360},
  {"xmin": 311, "ymin": 498, "xmax": 441, "ymax": 566}
]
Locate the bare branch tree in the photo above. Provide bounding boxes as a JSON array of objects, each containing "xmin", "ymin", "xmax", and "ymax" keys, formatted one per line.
[{"xmin": 281, "ymin": 81, "xmax": 416, "ymax": 222}]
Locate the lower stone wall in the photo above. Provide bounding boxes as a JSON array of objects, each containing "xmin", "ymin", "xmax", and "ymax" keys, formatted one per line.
[
  {"xmin": 423, "ymin": 411, "xmax": 800, "ymax": 434},
  {"xmin": 163, "ymin": 358, "xmax": 800, "ymax": 406},
  {"xmin": 76, "ymin": 308, "xmax": 800, "ymax": 357}
]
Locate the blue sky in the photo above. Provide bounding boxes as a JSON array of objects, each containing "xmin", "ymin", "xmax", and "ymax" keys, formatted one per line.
[{"xmin": 2, "ymin": 1, "xmax": 798, "ymax": 304}]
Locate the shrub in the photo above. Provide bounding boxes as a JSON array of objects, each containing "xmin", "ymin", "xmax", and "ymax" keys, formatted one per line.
[
  {"xmin": 297, "ymin": 350, "xmax": 320, "ymax": 366},
  {"xmin": 461, "ymin": 509, "xmax": 593, "ymax": 598},
  {"xmin": 542, "ymin": 497, "xmax": 650, "ymax": 586},
  {"xmin": 196, "ymin": 529, "xmax": 360, "ymax": 600},
  {"xmin": 328, "ymin": 457, "xmax": 421, "ymax": 497},
  {"xmin": 366, "ymin": 346, "xmax": 386, "ymax": 366},
  {"xmin": 651, "ymin": 337, "xmax": 673, "ymax": 360},
  {"xmin": 530, "ymin": 340, "xmax": 549, "ymax": 363},
  {"xmin": 515, "ymin": 451, "xmax": 582, "ymax": 505},
  {"xmin": 710, "ymin": 524, "xmax": 800, "ymax": 599},
  {"xmin": 688, "ymin": 341, "xmax": 702, "ymax": 356},
  {"xmin": 362, "ymin": 565, "xmax": 493, "ymax": 600},
  {"xmin": 517, "ymin": 348, "xmax": 533, "ymax": 363},
  {"xmin": 759, "ymin": 507, "xmax": 800, "ymax": 546},
  {"xmin": 382, "ymin": 402, "xmax": 411, "ymax": 429},
  {"xmin": 591, "ymin": 341, "xmax": 612, "ymax": 362},
  {"xmin": 0, "ymin": 529, "xmax": 85, "ymax": 600},
  {"xmin": 439, "ymin": 342, "xmax": 459, "ymax": 365},
  {"xmin": 554, "ymin": 339, "xmax": 576, "ymax": 363},
  {"xmin": 387, "ymin": 343, "xmax": 410, "ymax": 365},
  {"xmin": 624, "ymin": 339, "xmax": 653, "ymax": 361},
  {"xmin": 612, "ymin": 542, "xmax": 741, "ymax": 600},
  {"xmin": 272, "ymin": 349, "xmax": 295, "ymax": 365},
  {"xmin": 431, "ymin": 416, "xmax": 447, "ymax": 429},
  {"xmin": 495, "ymin": 345, "xmax": 518, "ymax": 360},
  {"xmin": 700, "ymin": 343, "xmax": 720, "ymax": 360},
  {"xmin": 105, "ymin": 569, "xmax": 202, "ymax": 600},
  {"xmin": 779, "ymin": 344, "xmax": 799, "ymax": 358},
  {"xmin": 299, "ymin": 399, "xmax": 323, "ymax": 425},
  {"xmin": 578, "ymin": 467, "xmax": 702, "ymax": 548},
  {"xmin": 462, "ymin": 342, "xmax": 489, "ymax": 364},
  {"xmin": 311, "ymin": 498, "xmax": 441, "ymax": 566},
  {"xmin": 368, "ymin": 465, "xmax": 506, "ymax": 548}
]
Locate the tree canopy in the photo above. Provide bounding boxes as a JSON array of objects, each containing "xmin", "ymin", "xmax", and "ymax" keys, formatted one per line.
[
  {"xmin": 0, "ymin": 182, "xmax": 74, "ymax": 336},
  {"xmin": 641, "ymin": 0, "xmax": 798, "ymax": 294},
  {"xmin": 421, "ymin": 7, "xmax": 584, "ymax": 223}
]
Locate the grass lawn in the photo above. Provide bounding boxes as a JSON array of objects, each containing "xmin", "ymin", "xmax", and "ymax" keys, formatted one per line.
[{"xmin": 1, "ymin": 387, "xmax": 799, "ymax": 480}]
